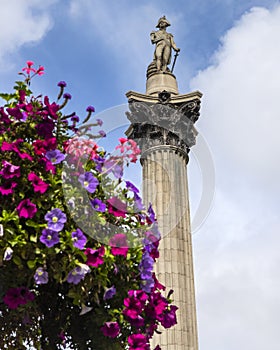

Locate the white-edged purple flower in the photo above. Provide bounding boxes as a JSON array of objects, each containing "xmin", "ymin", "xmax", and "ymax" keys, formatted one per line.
[
  {"xmin": 90, "ymin": 198, "xmax": 106, "ymax": 212},
  {"xmin": 45, "ymin": 149, "xmax": 66, "ymax": 164},
  {"xmin": 45, "ymin": 208, "xmax": 67, "ymax": 232},
  {"xmin": 67, "ymin": 264, "xmax": 90, "ymax": 285},
  {"xmin": 78, "ymin": 172, "xmax": 99, "ymax": 193},
  {"xmin": 34, "ymin": 267, "xmax": 49, "ymax": 284},
  {"xmin": 40, "ymin": 228, "xmax": 60, "ymax": 248},
  {"xmin": 103, "ymin": 286, "xmax": 116, "ymax": 301},
  {"xmin": 3, "ymin": 247, "xmax": 13, "ymax": 261},
  {"xmin": 71, "ymin": 229, "xmax": 87, "ymax": 249}
]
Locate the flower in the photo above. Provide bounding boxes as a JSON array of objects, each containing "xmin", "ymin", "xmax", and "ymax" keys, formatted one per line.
[
  {"xmin": 109, "ymin": 233, "xmax": 129, "ymax": 257},
  {"xmin": 127, "ymin": 334, "xmax": 149, "ymax": 350},
  {"xmin": 98, "ymin": 130, "xmax": 106, "ymax": 137},
  {"xmin": 34, "ymin": 267, "xmax": 49, "ymax": 284},
  {"xmin": 45, "ymin": 208, "xmax": 67, "ymax": 232},
  {"xmin": 40, "ymin": 228, "xmax": 60, "ymax": 248},
  {"xmin": 37, "ymin": 66, "xmax": 44, "ymax": 76},
  {"xmin": 0, "ymin": 160, "xmax": 21, "ymax": 179},
  {"xmin": 78, "ymin": 172, "xmax": 99, "ymax": 193},
  {"xmin": 57, "ymin": 81, "xmax": 67, "ymax": 87},
  {"xmin": 90, "ymin": 198, "xmax": 106, "ymax": 212},
  {"xmin": 96, "ymin": 118, "xmax": 103, "ymax": 126},
  {"xmin": 101, "ymin": 322, "xmax": 120, "ymax": 338},
  {"xmin": 86, "ymin": 105, "xmax": 95, "ymax": 112},
  {"xmin": 22, "ymin": 61, "xmax": 36, "ymax": 75},
  {"xmin": 103, "ymin": 286, "xmax": 116, "ymax": 301},
  {"xmin": 3, "ymin": 247, "xmax": 13, "ymax": 261},
  {"xmin": 158, "ymin": 305, "xmax": 178, "ymax": 328},
  {"xmin": 17, "ymin": 199, "xmax": 37, "ymax": 218},
  {"xmin": 126, "ymin": 180, "xmax": 139, "ymax": 194},
  {"xmin": 3, "ymin": 287, "xmax": 35, "ymax": 309},
  {"xmin": 107, "ymin": 197, "xmax": 127, "ymax": 217},
  {"xmin": 28, "ymin": 172, "xmax": 48, "ymax": 194},
  {"xmin": 63, "ymin": 93, "xmax": 72, "ymax": 100},
  {"xmin": 85, "ymin": 246, "xmax": 105, "ymax": 267},
  {"xmin": 0, "ymin": 181, "xmax": 17, "ymax": 195},
  {"xmin": 45, "ymin": 149, "xmax": 66, "ymax": 164},
  {"xmin": 71, "ymin": 229, "xmax": 87, "ymax": 249},
  {"xmin": 66, "ymin": 264, "xmax": 90, "ymax": 284}
]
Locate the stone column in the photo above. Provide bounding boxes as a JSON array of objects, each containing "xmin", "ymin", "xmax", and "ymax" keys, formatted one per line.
[{"xmin": 126, "ymin": 89, "xmax": 202, "ymax": 350}]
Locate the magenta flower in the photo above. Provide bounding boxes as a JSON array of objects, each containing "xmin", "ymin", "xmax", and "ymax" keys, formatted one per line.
[
  {"xmin": 22, "ymin": 61, "xmax": 36, "ymax": 75},
  {"xmin": 103, "ymin": 286, "xmax": 116, "ymax": 301},
  {"xmin": 34, "ymin": 267, "xmax": 49, "ymax": 285},
  {"xmin": 78, "ymin": 172, "xmax": 99, "ymax": 193},
  {"xmin": 67, "ymin": 264, "xmax": 90, "ymax": 284},
  {"xmin": 109, "ymin": 233, "xmax": 129, "ymax": 257},
  {"xmin": 40, "ymin": 228, "xmax": 60, "ymax": 248},
  {"xmin": 44, "ymin": 208, "xmax": 66, "ymax": 232},
  {"xmin": 71, "ymin": 229, "xmax": 87, "ymax": 249},
  {"xmin": 0, "ymin": 160, "xmax": 21, "ymax": 179},
  {"xmin": 28, "ymin": 172, "xmax": 48, "ymax": 194},
  {"xmin": 57, "ymin": 81, "xmax": 67, "ymax": 88},
  {"xmin": 90, "ymin": 198, "xmax": 106, "ymax": 212},
  {"xmin": 0, "ymin": 181, "xmax": 17, "ymax": 195},
  {"xmin": 86, "ymin": 105, "xmax": 95, "ymax": 113},
  {"xmin": 107, "ymin": 197, "xmax": 127, "ymax": 218},
  {"xmin": 3, "ymin": 287, "xmax": 35, "ymax": 309},
  {"xmin": 17, "ymin": 199, "xmax": 37, "ymax": 218},
  {"xmin": 127, "ymin": 334, "xmax": 149, "ymax": 350},
  {"xmin": 85, "ymin": 246, "xmax": 105, "ymax": 267},
  {"xmin": 45, "ymin": 149, "xmax": 65, "ymax": 164},
  {"xmin": 158, "ymin": 305, "xmax": 178, "ymax": 328},
  {"xmin": 101, "ymin": 322, "xmax": 120, "ymax": 338},
  {"xmin": 63, "ymin": 93, "xmax": 72, "ymax": 100}
]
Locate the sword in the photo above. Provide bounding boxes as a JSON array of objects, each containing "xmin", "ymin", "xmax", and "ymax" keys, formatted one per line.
[{"xmin": 171, "ymin": 50, "xmax": 179, "ymax": 73}]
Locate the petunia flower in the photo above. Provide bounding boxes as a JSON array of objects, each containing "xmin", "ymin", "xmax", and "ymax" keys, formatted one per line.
[
  {"xmin": 0, "ymin": 160, "xmax": 21, "ymax": 179},
  {"xmin": 85, "ymin": 246, "xmax": 105, "ymax": 267},
  {"xmin": 17, "ymin": 199, "xmax": 37, "ymax": 218},
  {"xmin": 103, "ymin": 286, "xmax": 116, "ymax": 301},
  {"xmin": 45, "ymin": 208, "xmax": 67, "ymax": 232},
  {"xmin": 90, "ymin": 198, "xmax": 106, "ymax": 212},
  {"xmin": 28, "ymin": 172, "xmax": 48, "ymax": 194},
  {"xmin": 78, "ymin": 172, "xmax": 99, "ymax": 193},
  {"xmin": 101, "ymin": 322, "xmax": 120, "ymax": 338},
  {"xmin": 3, "ymin": 287, "xmax": 34, "ymax": 309},
  {"xmin": 0, "ymin": 181, "xmax": 17, "ymax": 195},
  {"xmin": 107, "ymin": 197, "xmax": 127, "ymax": 217},
  {"xmin": 34, "ymin": 267, "xmax": 49, "ymax": 285},
  {"xmin": 127, "ymin": 334, "xmax": 149, "ymax": 350},
  {"xmin": 109, "ymin": 233, "xmax": 129, "ymax": 257},
  {"xmin": 3, "ymin": 247, "xmax": 13, "ymax": 261},
  {"xmin": 45, "ymin": 149, "xmax": 65, "ymax": 164},
  {"xmin": 40, "ymin": 228, "xmax": 60, "ymax": 248},
  {"xmin": 66, "ymin": 264, "xmax": 90, "ymax": 284},
  {"xmin": 71, "ymin": 229, "xmax": 87, "ymax": 249}
]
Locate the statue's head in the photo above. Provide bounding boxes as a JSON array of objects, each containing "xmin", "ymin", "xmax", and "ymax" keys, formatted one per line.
[{"xmin": 156, "ymin": 15, "xmax": 171, "ymax": 29}]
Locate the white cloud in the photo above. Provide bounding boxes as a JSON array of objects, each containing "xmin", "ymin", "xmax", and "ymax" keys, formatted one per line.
[
  {"xmin": 0, "ymin": 0, "xmax": 56, "ymax": 70},
  {"xmin": 190, "ymin": 4, "xmax": 280, "ymax": 350}
]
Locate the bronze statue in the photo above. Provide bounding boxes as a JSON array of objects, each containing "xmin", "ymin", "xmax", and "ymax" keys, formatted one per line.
[{"xmin": 150, "ymin": 16, "xmax": 180, "ymax": 73}]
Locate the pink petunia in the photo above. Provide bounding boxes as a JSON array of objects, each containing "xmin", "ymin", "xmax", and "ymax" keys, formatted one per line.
[
  {"xmin": 0, "ymin": 181, "xmax": 17, "ymax": 195},
  {"xmin": 28, "ymin": 172, "xmax": 48, "ymax": 194},
  {"xmin": 109, "ymin": 233, "xmax": 129, "ymax": 257},
  {"xmin": 85, "ymin": 246, "xmax": 105, "ymax": 267},
  {"xmin": 17, "ymin": 199, "xmax": 37, "ymax": 219}
]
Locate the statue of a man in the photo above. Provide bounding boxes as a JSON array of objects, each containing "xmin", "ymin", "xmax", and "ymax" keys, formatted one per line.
[{"xmin": 150, "ymin": 16, "xmax": 180, "ymax": 73}]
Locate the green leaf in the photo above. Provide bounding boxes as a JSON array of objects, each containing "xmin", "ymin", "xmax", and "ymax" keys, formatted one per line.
[{"xmin": 27, "ymin": 260, "xmax": 36, "ymax": 269}]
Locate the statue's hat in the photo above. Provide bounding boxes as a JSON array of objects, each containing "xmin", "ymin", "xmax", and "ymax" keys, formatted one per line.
[{"xmin": 156, "ymin": 15, "xmax": 171, "ymax": 28}]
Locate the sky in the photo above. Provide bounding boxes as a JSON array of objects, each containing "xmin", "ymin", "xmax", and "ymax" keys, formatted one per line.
[{"xmin": 1, "ymin": 0, "xmax": 280, "ymax": 349}]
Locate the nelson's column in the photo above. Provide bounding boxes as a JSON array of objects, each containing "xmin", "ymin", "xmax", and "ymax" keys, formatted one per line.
[{"xmin": 126, "ymin": 16, "xmax": 202, "ymax": 350}]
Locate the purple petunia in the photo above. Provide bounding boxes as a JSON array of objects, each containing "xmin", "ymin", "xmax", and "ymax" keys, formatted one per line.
[
  {"xmin": 34, "ymin": 267, "xmax": 49, "ymax": 284},
  {"xmin": 90, "ymin": 198, "xmax": 106, "ymax": 212},
  {"xmin": 78, "ymin": 172, "xmax": 99, "ymax": 193},
  {"xmin": 103, "ymin": 286, "xmax": 116, "ymax": 301},
  {"xmin": 40, "ymin": 228, "xmax": 60, "ymax": 248},
  {"xmin": 45, "ymin": 149, "xmax": 65, "ymax": 164},
  {"xmin": 125, "ymin": 181, "xmax": 139, "ymax": 194},
  {"xmin": 45, "ymin": 208, "xmax": 67, "ymax": 232},
  {"xmin": 67, "ymin": 264, "xmax": 90, "ymax": 284},
  {"xmin": 71, "ymin": 229, "xmax": 87, "ymax": 249}
]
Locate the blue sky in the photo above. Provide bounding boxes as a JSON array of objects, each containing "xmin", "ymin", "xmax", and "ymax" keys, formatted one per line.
[{"xmin": 1, "ymin": 1, "xmax": 280, "ymax": 349}]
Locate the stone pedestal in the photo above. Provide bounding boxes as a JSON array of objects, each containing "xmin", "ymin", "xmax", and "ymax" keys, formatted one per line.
[{"xmin": 126, "ymin": 77, "xmax": 202, "ymax": 350}]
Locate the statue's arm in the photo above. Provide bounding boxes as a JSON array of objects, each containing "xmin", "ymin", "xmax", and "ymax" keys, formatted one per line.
[{"xmin": 170, "ymin": 34, "xmax": 180, "ymax": 52}]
